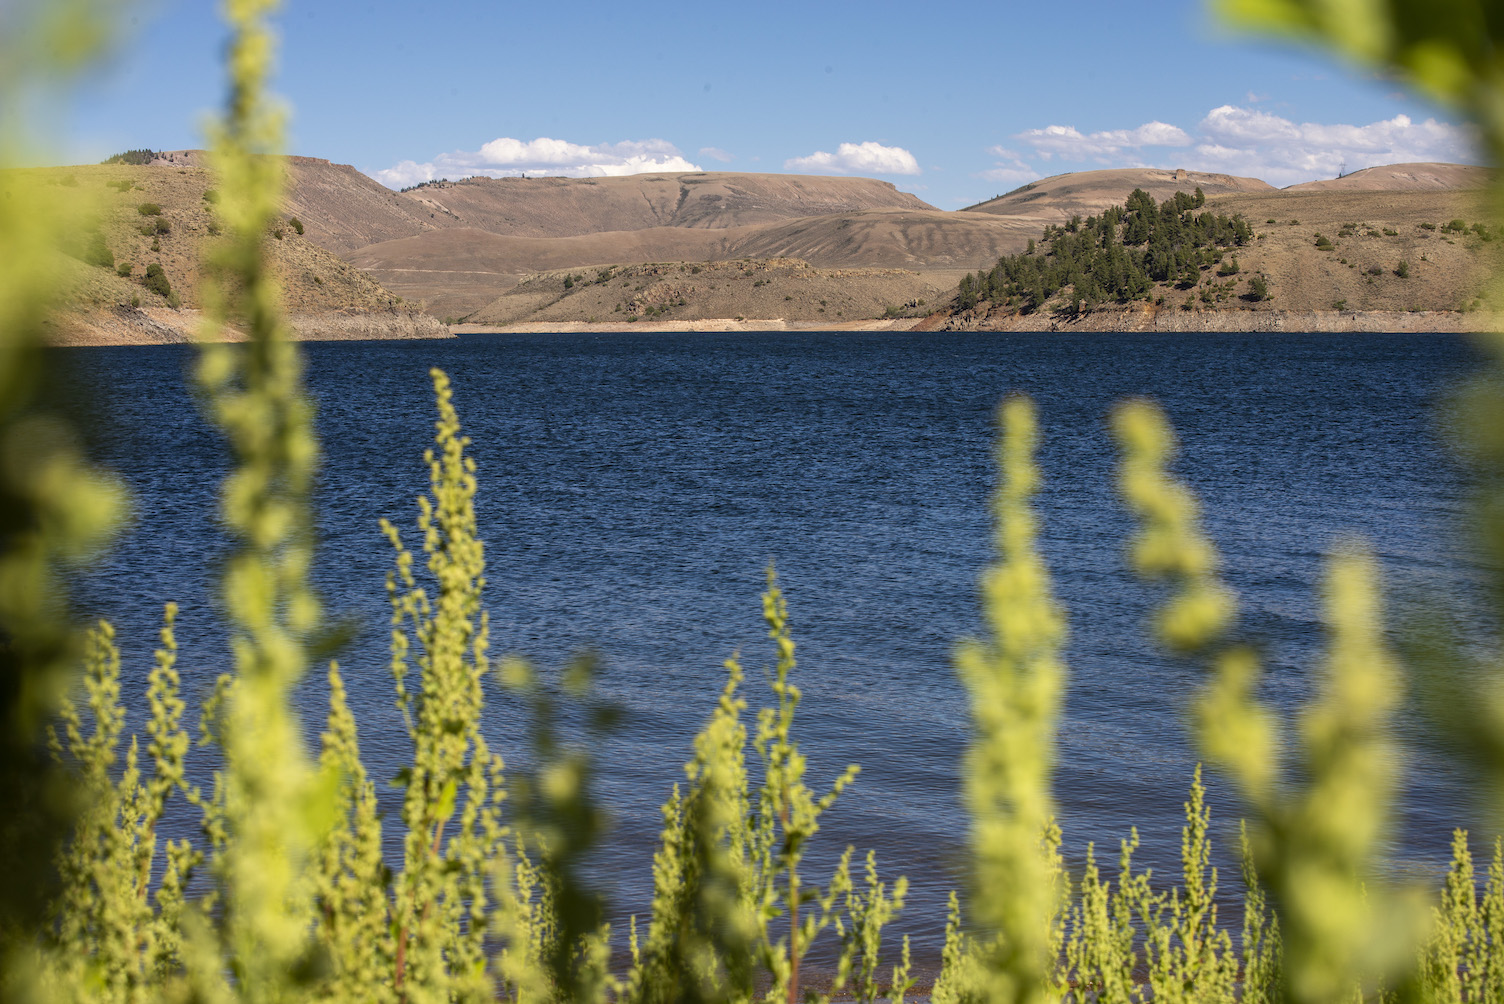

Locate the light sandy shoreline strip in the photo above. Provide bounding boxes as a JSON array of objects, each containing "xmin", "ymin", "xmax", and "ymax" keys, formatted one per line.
[
  {"xmin": 453, "ymin": 309, "xmax": 1500, "ymax": 335},
  {"xmin": 450, "ymin": 318, "xmax": 928, "ymax": 334}
]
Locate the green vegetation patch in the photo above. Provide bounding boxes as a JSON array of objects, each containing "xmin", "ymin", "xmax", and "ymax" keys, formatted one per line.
[
  {"xmin": 101, "ymin": 148, "xmax": 159, "ymax": 165},
  {"xmin": 142, "ymin": 263, "xmax": 171, "ymax": 298},
  {"xmin": 956, "ymin": 186, "xmax": 1252, "ymax": 315}
]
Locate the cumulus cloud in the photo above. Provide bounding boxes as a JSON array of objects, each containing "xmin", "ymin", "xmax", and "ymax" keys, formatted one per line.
[
  {"xmin": 784, "ymin": 141, "xmax": 921, "ymax": 176},
  {"xmin": 1014, "ymin": 121, "xmax": 1192, "ymax": 161},
  {"xmin": 699, "ymin": 146, "xmax": 734, "ymax": 163},
  {"xmin": 995, "ymin": 106, "xmax": 1478, "ymax": 188},
  {"xmin": 1190, "ymin": 106, "xmax": 1476, "ymax": 185},
  {"xmin": 977, "ymin": 145, "xmax": 1039, "ymax": 187},
  {"xmin": 369, "ymin": 137, "xmax": 701, "ymax": 188}
]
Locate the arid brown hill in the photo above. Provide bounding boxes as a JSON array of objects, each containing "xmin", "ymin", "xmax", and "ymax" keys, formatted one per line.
[
  {"xmin": 349, "ymin": 210, "xmax": 1040, "ymax": 319},
  {"xmin": 726, "ymin": 209, "xmax": 1038, "ymax": 270},
  {"xmin": 946, "ymin": 186, "xmax": 1499, "ymax": 332},
  {"xmin": 285, "ymin": 156, "xmax": 462, "ymax": 255},
  {"xmin": 70, "ymin": 152, "xmax": 1497, "ymax": 329},
  {"xmin": 1284, "ymin": 162, "xmax": 1493, "ymax": 192},
  {"xmin": 135, "ymin": 150, "xmax": 463, "ymax": 256},
  {"xmin": 468, "ymin": 259, "xmax": 960, "ymax": 328},
  {"xmin": 139, "ymin": 154, "xmax": 937, "ymax": 244},
  {"xmin": 961, "ymin": 168, "xmax": 1274, "ymax": 222},
  {"xmin": 22, "ymin": 160, "xmax": 445, "ymax": 344},
  {"xmin": 26, "ymin": 161, "xmax": 407, "ymax": 314},
  {"xmin": 396, "ymin": 171, "xmax": 936, "ymax": 237}
]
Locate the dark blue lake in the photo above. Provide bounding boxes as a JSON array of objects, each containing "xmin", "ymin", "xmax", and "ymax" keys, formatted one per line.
[{"xmin": 54, "ymin": 329, "xmax": 1488, "ymax": 978}]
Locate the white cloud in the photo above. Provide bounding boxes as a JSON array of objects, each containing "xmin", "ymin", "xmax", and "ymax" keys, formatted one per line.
[
  {"xmin": 369, "ymin": 137, "xmax": 701, "ymax": 188},
  {"xmin": 1014, "ymin": 121, "xmax": 1192, "ymax": 161},
  {"xmin": 784, "ymin": 141, "xmax": 921, "ymax": 176},
  {"xmin": 996, "ymin": 106, "xmax": 1479, "ymax": 188},
  {"xmin": 977, "ymin": 145, "xmax": 1039, "ymax": 188},
  {"xmin": 699, "ymin": 146, "xmax": 734, "ymax": 163},
  {"xmin": 1199, "ymin": 105, "xmax": 1299, "ymax": 144},
  {"xmin": 1191, "ymin": 105, "xmax": 1477, "ymax": 185},
  {"xmin": 978, "ymin": 166, "xmax": 1041, "ymax": 187}
]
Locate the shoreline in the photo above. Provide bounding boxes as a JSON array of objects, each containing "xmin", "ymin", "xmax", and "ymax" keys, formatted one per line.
[
  {"xmin": 941, "ymin": 306, "xmax": 1500, "ymax": 334},
  {"xmin": 45, "ymin": 306, "xmax": 453, "ymax": 346},
  {"xmin": 43, "ymin": 307, "xmax": 1499, "ymax": 344},
  {"xmin": 451, "ymin": 308, "xmax": 1499, "ymax": 335},
  {"xmin": 449, "ymin": 317, "xmax": 929, "ymax": 334}
]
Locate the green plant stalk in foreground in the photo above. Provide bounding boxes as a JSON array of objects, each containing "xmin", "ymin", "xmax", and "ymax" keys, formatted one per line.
[
  {"xmin": 189, "ymin": 0, "xmax": 334, "ymax": 998},
  {"xmin": 1219, "ymin": 0, "xmax": 1504, "ymax": 845},
  {"xmin": 955, "ymin": 397, "xmax": 1069, "ymax": 1004},
  {"xmin": 23, "ymin": 371, "xmax": 1504, "ymax": 1004},
  {"xmin": 379, "ymin": 367, "xmax": 506, "ymax": 1001},
  {"xmin": 1113, "ymin": 399, "xmax": 1417, "ymax": 1002},
  {"xmin": 751, "ymin": 573, "xmax": 860, "ymax": 1004}
]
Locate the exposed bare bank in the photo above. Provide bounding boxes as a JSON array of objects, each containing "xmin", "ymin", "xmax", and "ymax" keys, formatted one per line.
[{"xmin": 47, "ymin": 306, "xmax": 451, "ymax": 347}]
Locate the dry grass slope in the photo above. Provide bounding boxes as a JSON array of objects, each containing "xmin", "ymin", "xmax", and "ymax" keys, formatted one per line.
[
  {"xmin": 1285, "ymin": 162, "xmax": 1493, "ymax": 192},
  {"xmin": 949, "ymin": 187, "xmax": 1501, "ymax": 330},
  {"xmin": 12, "ymin": 160, "xmax": 446, "ymax": 344},
  {"xmin": 50, "ymin": 153, "xmax": 1495, "ymax": 330},
  {"xmin": 962, "ymin": 168, "xmax": 1275, "ymax": 222},
  {"xmin": 350, "ymin": 211, "xmax": 1041, "ymax": 320},
  {"xmin": 469, "ymin": 258, "xmax": 963, "ymax": 327},
  {"xmin": 399, "ymin": 171, "xmax": 936, "ymax": 237}
]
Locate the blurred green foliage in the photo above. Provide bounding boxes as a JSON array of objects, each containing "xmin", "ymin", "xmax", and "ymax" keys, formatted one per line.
[{"xmin": 3, "ymin": 0, "xmax": 1504, "ymax": 1002}]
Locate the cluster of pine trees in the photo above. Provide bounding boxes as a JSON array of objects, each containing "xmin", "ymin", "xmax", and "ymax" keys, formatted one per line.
[
  {"xmin": 100, "ymin": 148, "xmax": 160, "ymax": 165},
  {"xmin": 957, "ymin": 187, "xmax": 1255, "ymax": 314}
]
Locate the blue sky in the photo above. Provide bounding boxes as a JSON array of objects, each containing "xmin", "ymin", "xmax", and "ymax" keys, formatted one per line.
[{"xmin": 51, "ymin": 0, "xmax": 1480, "ymax": 207}]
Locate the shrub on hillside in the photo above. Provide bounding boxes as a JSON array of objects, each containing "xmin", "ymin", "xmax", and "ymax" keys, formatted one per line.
[
  {"xmin": 136, "ymin": 202, "xmax": 162, "ymax": 216},
  {"xmin": 142, "ymin": 263, "xmax": 171, "ymax": 298}
]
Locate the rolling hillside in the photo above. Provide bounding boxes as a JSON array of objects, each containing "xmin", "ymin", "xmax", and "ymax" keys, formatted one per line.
[
  {"xmin": 961, "ymin": 168, "xmax": 1275, "ymax": 221},
  {"xmin": 20, "ymin": 159, "xmax": 445, "ymax": 344},
  {"xmin": 39, "ymin": 150, "xmax": 1498, "ymax": 332},
  {"xmin": 398, "ymin": 171, "xmax": 936, "ymax": 237},
  {"xmin": 945, "ymin": 186, "xmax": 1499, "ymax": 331},
  {"xmin": 1283, "ymin": 162, "xmax": 1493, "ymax": 192},
  {"xmin": 349, "ymin": 210, "xmax": 1042, "ymax": 319}
]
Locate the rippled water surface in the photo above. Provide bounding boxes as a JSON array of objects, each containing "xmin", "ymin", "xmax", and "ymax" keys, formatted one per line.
[{"xmin": 56, "ymin": 330, "xmax": 1485, "ymax": 974}]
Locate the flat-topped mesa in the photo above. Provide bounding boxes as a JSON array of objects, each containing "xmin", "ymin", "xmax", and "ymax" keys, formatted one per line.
[{"xmin": 394, "ymin": 171, "xmax": 937, "ymax": 238}]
